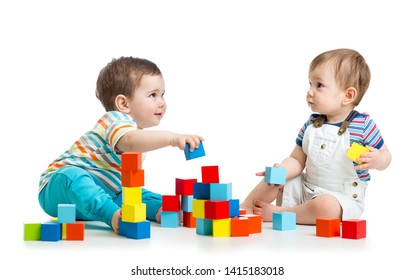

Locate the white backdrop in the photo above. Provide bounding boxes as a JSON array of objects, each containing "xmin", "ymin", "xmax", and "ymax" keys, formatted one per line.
[{"xmin": 1, "ymin": 0, "xmax": 413, "ymax": 279}]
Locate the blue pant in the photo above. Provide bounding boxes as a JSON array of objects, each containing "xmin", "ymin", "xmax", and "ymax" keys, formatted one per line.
[{"xmin": 38, "ymin": 166, "xmax": 162, "ymax": 227}]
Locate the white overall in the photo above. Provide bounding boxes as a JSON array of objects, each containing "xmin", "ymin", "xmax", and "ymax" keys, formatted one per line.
[{"xmin": 281, "ymin": 115, "xmax": 367, "ymax": 220}]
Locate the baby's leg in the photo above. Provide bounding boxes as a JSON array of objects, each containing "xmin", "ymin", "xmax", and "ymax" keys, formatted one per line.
[
  {"xmin": 253, "ymin": 194, "xmax": 342, "ymax": 224},
  {"xmin": 240, "ymin": 178, "xmax": 282, "ymax": 213}
]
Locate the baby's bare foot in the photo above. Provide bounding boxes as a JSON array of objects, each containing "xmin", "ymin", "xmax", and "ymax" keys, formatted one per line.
[{"xmin": 253, "ymin": 200, "xmax": 283, "ymax": 221}]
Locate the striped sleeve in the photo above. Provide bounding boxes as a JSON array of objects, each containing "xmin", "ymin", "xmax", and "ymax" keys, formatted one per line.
[
  {"xmin": 362, "ymin": 115, "xmax": 384, "ymax": 149},
  {"xmin": 103, "ymin": 111, "xmax": 136, "ymax": 148}
]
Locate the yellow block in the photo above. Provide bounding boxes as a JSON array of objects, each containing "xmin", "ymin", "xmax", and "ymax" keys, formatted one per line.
[
  {"xmin": 192, "ymin": 199, "xmax": 206, "ymax": 218},
  {"xmin": 213, "ymin": 218, "xmax": 231, "ymax": 237},
  {"xmin": 122, "ymin": 186, "xmax": 142, "ymax": 205},
  {"xmin": 122, "ymin": 203, "xmax": 146, "ymax": 222},
  {"xmin": 346, "ymin": 142, "xmax": 370, "ymax": 164}
]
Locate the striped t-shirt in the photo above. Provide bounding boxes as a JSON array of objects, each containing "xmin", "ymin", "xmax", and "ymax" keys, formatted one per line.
[
  {"xmin": 39, "ymin": 111, "xmax": 137, "ymax": 193},
  {"xmin": 295, "ymin": 112, "xmax": 384, "ymax": 181}
]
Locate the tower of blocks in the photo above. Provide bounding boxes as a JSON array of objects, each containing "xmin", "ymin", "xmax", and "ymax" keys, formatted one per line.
[
  {"xmin": 24, "ymin": 203, "xmax": 85, "ymax": 241},
  {"xmin": 190, "ymin": 165, "xmax": 262, "ymax": 237},
  {"xmin": 118, "ymin": 152, "xmax": 150, "ymax": 239},
  {"xmin": 315, "ymin": 218, "xmax": 366, "ymax": 239},
  {"xmin": 346, "ymin": 142, "xmax": 370, "ymax": 165}
]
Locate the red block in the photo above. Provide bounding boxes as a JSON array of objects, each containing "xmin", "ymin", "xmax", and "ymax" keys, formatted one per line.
[
  {"xmin": 342, "ymin": 219, "xmax": 366, "ymax": 239},
  {"xmin": 66, "ymin": 222, "xmax": 85, "ymax": 241},
  {"xmin": 231, "ymin": 217, "xmax": 249, "ymax": 237},
  {"xmin": 183, "ymin": 211, "xmax": 196, "ymax": 228},
  {"xmin": 201, "ymin": 166, "xmax": 219, "ymax": 183},
  {"xmin": 316, "ymin": 218, "xmax": 341, "ymax": 237},
  {"xmin": 205, "ymin": 201, "xmax": 229, "ymax": 219},
  {"xmin": 121, "ymin": 152, "xmax": 142, "ymax": 171},
  {"xmin": 175, "ymin": 178, "xmax": 197, "ymax": 195},
  {"xmin": 121, "ymin": 170, "xmax": 145, "ymax": 187},
  {"xmin": 162, "ymin": 195, "xmax": 180, "ymax": 212}
]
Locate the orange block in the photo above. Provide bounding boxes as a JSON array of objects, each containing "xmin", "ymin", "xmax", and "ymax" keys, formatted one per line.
[
  {"xmin": 121, "ymin": 152, "xmax": 142, "ymax": 171},
  {"xmin": 122, "ymin": 169, "xmax": 145, "ymax": 187},
  {"xmin": 316, "ymin": 218, "xmax": 340, "ymax": 237},
  {"xmin": 183, "ymin": 211, "xmax": 196, "ymax": 228},
  {"xmin": 239, "ymin": 209, "xmax": 247, "ymax": 215},
  {"xmin": 231, "ymin": 217, "xmax": 249, "ymax": 237},
  {"xmin": 240, "ymin": 214, "xmax": 262, "ymax": 234},
  {"xmin": 66, "ymin": 222, "xmax": 85, "ymax": 241}
]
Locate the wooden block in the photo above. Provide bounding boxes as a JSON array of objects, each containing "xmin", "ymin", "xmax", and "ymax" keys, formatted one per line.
[
  {"xmin": 184, "ymin": 141, "xmax": 206, "ymax": 160},
  {"xmin": 183, "ymin": 211, "xmax": 196, "ymax": 228},
  {"xmin": 181, "ymin": 195, "xmax": 193, "ymax": 212},
  {"xmin": 162, "ymin": 195, "xmax": 180, "ymax": 212},
  {"xmin": 121, "ymin": 169, "xmax": 144, "ymax": 187},
  {"xmin": 193, "ymin": 182, "xmax": 210, "ymax": 200},
  {"xmin": 121, "ymin": 152, "xmax": 142, "ymax": 171},
  {"xmin": 239, "ymin": 209, "xmax": 247, "ymax": 215},
  {"xmin": 201, "ymin": 166, "xmax": 219, "ymax": 183},
  {"xmin": 192, "ymin": 199, "xmax": 207, "ymax": 218},
  {"xmin": 175, "ymin": 178, "xmax": 197, "ymax": 195},
  {"xmin": 272, "ymin": 212, "xmax": 296, "ymax": 231},
  {"xmin": 24, "ymin": 223, "xmax": 41, "ymax": 241},
  {"xmin": 316, "ymin": 218, "xmax": 341, "ymax": 237},
  {"xmin": 196, "ymin": 218, "xmax": 212, "ymax": 235},
  {"xmin": 66, "ymin": 222, "xmax": 85, "ymax": 241},
  {"xmin": 342, "ymin": 219, "xmax": 366, "ymax": 239},
  {"xmin": 210, "ymin": 183, "xmax": 232, "ymax": 201},
  {"xmin": 119, "ymin": 219, "xmax": 150, "ymax": 239},
  {"xmin": 205, "ymin": 201, "xmax": 230, "ymax": 220},
  {"xmin": 41, "ymin": 222, "xmax": 61, "ymax": 242},
  {"xmin": 213, "ymin": 218, "xmax": 231, "ymax": 237},
  {"xmin": 161, "ymin": 212, "xmax": 180, "ymax": 228},
  {"xmin": 122, "ymin": 203, "xmax": 146, "ymax": 223},
  {"xmin": 229, "ymin": 199, "xmax": 240, "ymax": 218},
  {"xmin": 240, "ymin": 214, "xmax": 262, "ymax": 234},
  {"xmin": 346, "ymin": 142, "xmax": 370, "ymax": 164},
  {"xmin": 58, "ymin": 204, "xmax": 76, "ymax": 224},
  {"xmin": 231, "ymin": 217, "xmax": 249, "ymax": 237},
  {"xmin": 264, "ymin": 167, "xmax": 286, "ymax": 185},
  {"xmin": 123, "ymin": 186, "xmax": 142, "ymax": 205}
]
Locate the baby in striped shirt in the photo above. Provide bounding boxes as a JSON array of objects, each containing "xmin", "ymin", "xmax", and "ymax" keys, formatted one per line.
[{"xmin": 39, "ymin": 57, "xmax": 204, "ymax": 234}]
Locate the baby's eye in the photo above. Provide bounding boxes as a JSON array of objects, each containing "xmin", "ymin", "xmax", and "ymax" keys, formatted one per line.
[
  {"xmin": 316, "ymin": 82, "xmax": 324, "ymax": 88},
  {"xmin": 149, "ymin": 93, "xmax": 156, "ymax": 98}
]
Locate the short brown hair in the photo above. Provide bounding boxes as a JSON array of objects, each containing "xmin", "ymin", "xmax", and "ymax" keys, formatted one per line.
[
  {"xmin": 96, "ymin": 57, "xmax": 162, "ymax": 111},
  {"xmin": 309, "ymin": 49, "xmax": 371, "ymax": 106}
]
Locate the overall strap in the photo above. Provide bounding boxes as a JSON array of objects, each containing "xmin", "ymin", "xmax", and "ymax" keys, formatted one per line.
[
  {"xmin": 338, "ymin": 110, "xmax": 359, "ymax": 135},
  {"xmin": 313, "ymin": 115, "xmax": 327, "ymax": 128}
]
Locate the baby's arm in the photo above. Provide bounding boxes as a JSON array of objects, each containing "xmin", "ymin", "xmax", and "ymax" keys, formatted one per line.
[
  {"xmin": 116, "ymin": 130, "xmax": 204, "ymax": 153},
  {"xmin": 355, "ymin": 144, "xmax": 391, "ymax": 171}
]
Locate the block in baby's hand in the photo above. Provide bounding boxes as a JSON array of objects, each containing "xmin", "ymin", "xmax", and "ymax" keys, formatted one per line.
[
  {"xmin": 264, "ymin": 167, "xmax": 286, "ymax": 185},
  {"xmin": 346, "ymin": 142, "xmax": 370, "ymax": 164},
  {"xmin": 184, "ymin": 141, "xmax": 206, "ymax": 160}
]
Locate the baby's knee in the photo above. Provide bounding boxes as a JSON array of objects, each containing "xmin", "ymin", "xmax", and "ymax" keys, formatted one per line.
[{"xmin": 313, "ymin": 195, "xmax": 341, "ymax": 217}]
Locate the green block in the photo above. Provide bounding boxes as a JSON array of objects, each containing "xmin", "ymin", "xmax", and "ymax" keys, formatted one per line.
[{"xmin": 24, "ymin": 223, "xmax": 41, "ymax": 241}]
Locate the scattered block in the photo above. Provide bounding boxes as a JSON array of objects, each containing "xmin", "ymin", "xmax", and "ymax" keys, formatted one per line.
[
  {"xmin": 24, "ymin": 223, "xmax": 41, "ymax": 241},
  {"xmin": 342, "ymin": 219, "xmax": 366, "ymax": 239},
  {"xmin": 272, "ymin": 212, "xmax": 296, "ymax": 231},
  {"xmin": 121, "ymin": 152, "xmax": 142, "ymax": 171},
  {"xmin": 231, "ymin": 217, "xmax": 249, "ymax": 237},
  {"xmin": 66, "ymin": 222, "xmax": 85, "ymax": 241},
  {"xmin": 316, "ymin": 218, "xmax": 341, "ymax": 237},
  {"xmin": 201, "ymin": 166, "xmax": 219, "ymax": 183},
  {"xmin": 161, "ymin": 212, "xmax": 180, "ymax": 228},
  {"xmin": 184, "ymin": 141, "xmax": 206, "ymax": 160},
  {"xmin": 175, "ymin": 178, "xmax": 197, "ymax": 196},
  {"xmin": 264, "ymin": 167, "xmax": 286, "ymax": 185},
  {"xmin": 58, "ymin": 204, "xmax": 76, "ymax": 224},
  {"xmin": 346, "ymin": 142, "xmax": 370, "ymax": 164},
  {"xmin": 41, "ymin": 222, "xmax": 61, "ymax": 242}
]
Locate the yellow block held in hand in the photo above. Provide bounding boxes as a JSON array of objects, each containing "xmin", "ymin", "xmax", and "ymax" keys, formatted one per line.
[{"xmin": 346, "ymin": 142, "xmax": 370, "ymax": 164}]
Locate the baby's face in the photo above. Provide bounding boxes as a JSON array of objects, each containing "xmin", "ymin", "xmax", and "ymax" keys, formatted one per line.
[{"xmin": 127, "ymin": 74, "xmax": 166, "ymax": 128}]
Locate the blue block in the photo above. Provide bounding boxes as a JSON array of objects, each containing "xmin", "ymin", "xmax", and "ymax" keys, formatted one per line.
[
  {"xmin": 193, "ymin": 182, "xmax": 210, "ymax": 200},
  {"xmin": 272, "ymin": 212, "xmax": 296, "ymax": 231},
  {"xmin": 184, "ymin": 141, "xmax": 206, "ymax": 160},
  {"xmin": 161, "ymin": 212, "xmax": 180, "ymax": 228},
  {"xmin": 58, "ymin": 204, "xmax": 76, "ymax": 224},
  {"xmin": 181, "ymin": 195, "xmax": 193, "ymax": 212},
  {"xmin": 264, "ymin": 167, "xmax": 286, "ymax": 185},
  {"xmin": 41, "ymin": 222, "xmax": 61, "ymax": 241},
  {"xmin": 119, "ymin": 219, "xmax": 151, "ymax": 239},
  {"xmin": 229, "ymin": 199, "xmax": 240, "ymax": 217},
  {"xmin": 196, "ymin": 218, "xmax": 212, "ymax": 235},
  {"xmin": 210, "ymin": 183, "xmax": 232, "ymax": 201}
]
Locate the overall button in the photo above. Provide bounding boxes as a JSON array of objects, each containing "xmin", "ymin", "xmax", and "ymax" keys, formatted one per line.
[
  {"xmin": 321, "ymin": 144, "xmax": 326, "ymax": 149},
  {"xmin": 352, "ymin": 182, "xmax": 358, "ymax": 187},
  {"xmin": 352, "ymin": 194, "xmax": 358, "ymax": 199}
]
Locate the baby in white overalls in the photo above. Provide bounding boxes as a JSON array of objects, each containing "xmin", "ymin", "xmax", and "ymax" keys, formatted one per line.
[{"xmin": 241, "ymin": 49, "xmax": 391, "ymax": 224}]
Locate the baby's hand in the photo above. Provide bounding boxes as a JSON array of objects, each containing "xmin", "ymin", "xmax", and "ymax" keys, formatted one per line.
[
  {"xmin": 170, "ymin": 134, "xmax": 204, "ymax": 151},
  {"xmin": 111, "ymin": 209, "xmax": 122, "ymax": 235},
  {"xmin": 354, "ymin": 146, "xmax": 381, "ymax": 170}
]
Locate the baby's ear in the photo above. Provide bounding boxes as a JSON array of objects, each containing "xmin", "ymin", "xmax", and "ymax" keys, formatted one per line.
[
  {"xmin": 343, "ymin": 87, "xmax": 357, "ymax": 105},
  {"xmin": 114, "ymin": 94, "xmax": 130, "ymax": 113}
]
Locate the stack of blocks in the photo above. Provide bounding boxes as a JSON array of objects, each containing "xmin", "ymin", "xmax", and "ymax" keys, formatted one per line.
[
  {"xmin": 316, "ymin": 218, "xmax": 366, "ymax": 239},
  {"xmin": 24, "ymin": 204, "xmax": 84, "ymax": 241},
  {"xmin": 191, "ymin": 165, "xmax": 262, "ymax": 237},
  {"xmin": 118, "ymin": 152, "xmax": 150, "ymax": 239}
]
